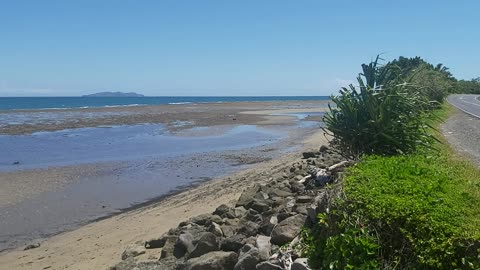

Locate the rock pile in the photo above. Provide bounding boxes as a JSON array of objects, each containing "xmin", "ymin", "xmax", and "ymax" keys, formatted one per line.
[{"xmin": 111, "ymin": 145, "xmax": 351, "ymax": 270}]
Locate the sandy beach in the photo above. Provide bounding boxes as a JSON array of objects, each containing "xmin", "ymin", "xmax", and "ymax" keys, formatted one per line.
[{"xmin": 0, "ymin": 101, "xmax": 328, "ymax": 270}]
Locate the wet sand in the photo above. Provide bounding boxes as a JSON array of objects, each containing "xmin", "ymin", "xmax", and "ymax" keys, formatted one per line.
[
  {"xmin": 0, "ymin": 100, "xmax": 328, "ymax": 269},
  {"xmin": 0, "ymin": 100, "xmax": 328, "ymax": 135}
]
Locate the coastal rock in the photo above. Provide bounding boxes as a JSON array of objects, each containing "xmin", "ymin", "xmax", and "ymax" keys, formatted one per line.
[
  {"xmin": 247, "ymin": 198, "xmax": 271, "ymax": 213},
  {"xmin": 319, "ymin": 145, "xmax": 329, "ymax": 153},
  {"xmin": 236, "ymin": 185, "xmax": 261, "ymax": 207},
  {"xmin": 233, "ymin": 207, "xmax": 247, "ymax": 218},
  {"xmin": 292, "ymin": 258, "xmax": 311, "ymax": 270},
  {"xmin": 175, "ymin": 232, "xmax": 195, "ymax": 258},
  {"xmin": 182, "ymin": 251, "xmax": 238, "ymax": 270},
  {"xmin": 187, "ymin": 232, "xmax": 219, "ymax": 259},
  {"xmin": 302, "ymin": 152, "xmax": 317, "ymax": 159},
  {"xmin": 208, "ymin": 222, "xmax": 224, "ymax": 237},
  {"xmin": 145, "ymin": 234, "xmax": 175, "ymax": 249},
  {"xmin": 220, "ymin": 224, "xmax": 237, "ymax": 238},
  {"xmin": 24, "ymin": 243, "xmax": 40, "ymax": 250},
  {"xmin": 306, "ymin": 192, "xmax": 328, "ymax": 223},
  {"xmin": 159, "ymin": 236, "xmax": 178, "ymax": 259},
  {"xmin": 256, "ymin": 235, "xmax": 272, "ymax": 261},
  {"xmin": 213, "ymin": 204, "xmax": 231, "ymax": 217},
  {"xmin": 270, "ymin": 214, "xmax": 306, "ymax": 246},
  {"xmin": 121, "ymin": 244, "xmax": 146, "ymax": 260},
  {"xmin": 221, "ymin": 234, "xmax": 246, "ymax": 252},
  {"xmin": 237, "ymin": 220, "xmax": 260, "ymax": 237},
  {"xmin": 234, "ymin": 244, "xmax": 261, "ymax": 270},
  {"xmin": 190, "ymin": 213, "xmax": 215, "ymax": 226}
]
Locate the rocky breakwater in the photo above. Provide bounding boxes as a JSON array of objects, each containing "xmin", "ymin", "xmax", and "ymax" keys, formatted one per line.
[{"xmin": 111, "ymin": 145, "xmax": 352, "ymax": 270}]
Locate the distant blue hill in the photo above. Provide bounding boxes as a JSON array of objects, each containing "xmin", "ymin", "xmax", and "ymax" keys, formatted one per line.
[{"xmin": 82, "ymin": 91, "xmax": 144, "ymax": 97}]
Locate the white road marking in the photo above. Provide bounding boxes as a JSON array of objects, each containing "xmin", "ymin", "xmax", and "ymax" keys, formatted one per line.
[
  {"xmin": 459, "ymin": 96, "xmax": 480, "ymax": 107},
  {"xmin": 448, "ymin": 96, "xmax": 480, "ymax": 119}
]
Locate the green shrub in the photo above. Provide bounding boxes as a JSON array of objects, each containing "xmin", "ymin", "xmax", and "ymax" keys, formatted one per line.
[
  {"xmin": 323, "ymin": 57, "xmax": 436, "ymax": 158},
  {"xmin": 304, "ymin": 149, "xmax": 480, "ymax": 269}
]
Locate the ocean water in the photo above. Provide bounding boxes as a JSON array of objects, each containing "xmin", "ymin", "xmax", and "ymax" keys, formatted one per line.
[{"xmin": 0, "ymin": 96, "xmax": 329, "ymax": 110}]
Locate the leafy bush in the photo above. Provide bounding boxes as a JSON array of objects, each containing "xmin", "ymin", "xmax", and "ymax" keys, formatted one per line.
[
  {"xmin": 304, "ymin": 148, "xmax": 480, "ymax": 269},
  {"xmin": 323, "ymin": 57, "xmax": 436, "ymax": 158}
]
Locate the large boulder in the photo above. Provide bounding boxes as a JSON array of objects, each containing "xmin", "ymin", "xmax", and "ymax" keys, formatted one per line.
[
  {"xmin": 221, "ymin": 234, "xmax": 246, "ymax": 252},
  {"xmin": 236, "ymin": 185, "xmax": 261, "ymax": 207},
  {"xmin": 187, "ymin": 232, "xmax": 219, "ymax": 259},
  {"xmin": 174, "ymin": 232, "xmax": 195, "ymax": 258},
  {"xmin": 234, "ymin": 244, "xmax": 261, "ymax": 270},
  {"xmin": 182, "ymin": 251, "xmax": 238, "ymax": 270},
  {"xmin": 270, "ymin": 214, "xmax": 306, "ymax": 246}
]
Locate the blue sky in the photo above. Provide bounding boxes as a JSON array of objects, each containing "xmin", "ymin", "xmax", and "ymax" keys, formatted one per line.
[{"xmin": 0, "ymin": 1, "xmax": 479, "ymax": 97}]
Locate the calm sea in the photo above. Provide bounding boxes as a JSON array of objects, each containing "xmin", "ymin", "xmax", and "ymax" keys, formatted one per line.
[{"xmin": 0, "ymin": 96, "xmax": 329, "ymax": 110}]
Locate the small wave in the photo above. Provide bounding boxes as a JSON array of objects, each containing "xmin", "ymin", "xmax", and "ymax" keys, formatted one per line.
[
  {"xmin": 168, "ymin": 102, "xmax": 193, "ymax": 105},
  {"xmin": 103, "ymin": 104, "xmax": 145, "ymax": 108}
]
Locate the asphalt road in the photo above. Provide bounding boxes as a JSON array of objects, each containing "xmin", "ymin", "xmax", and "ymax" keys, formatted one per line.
[
  {"xmin": 443, "ymin": 94, "xmax": 480, "ymax": 166},
  {"xmin": 447, "ymin": 94, "xmax": 480, "ymax": 118}
]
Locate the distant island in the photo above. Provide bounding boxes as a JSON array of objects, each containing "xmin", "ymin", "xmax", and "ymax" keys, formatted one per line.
[{"xmin": 82, "ymin": 91, "xmax": 145, "ymax": 97}]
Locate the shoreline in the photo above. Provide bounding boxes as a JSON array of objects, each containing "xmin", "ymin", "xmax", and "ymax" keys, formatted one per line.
[
  {"xmin": 0, "ymin": 100, "xmax": 329, "ymax": 135},
  {"xmin": 0, "ymin": 129, "xmax": 328, "ymax": 270}
]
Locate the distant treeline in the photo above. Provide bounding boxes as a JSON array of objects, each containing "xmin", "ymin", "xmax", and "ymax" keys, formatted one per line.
[{"xmin": 382, "ymin": 56, "xmax": 480, "ymax": 95}]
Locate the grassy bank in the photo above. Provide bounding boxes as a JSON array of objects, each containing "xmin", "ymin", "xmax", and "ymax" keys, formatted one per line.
[
  {"xmin": 303, "ymin": 105, "xmax": 480, "ymax": 269},
  {"xmin": 302, "ymin": 54, "xmax": 480, "ymax": 269}
]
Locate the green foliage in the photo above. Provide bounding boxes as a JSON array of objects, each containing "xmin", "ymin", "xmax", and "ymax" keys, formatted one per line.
[
  {"xmin": 323, "ymin": 56, "xmax": 436, "ymax": 158},
  {"xmin": 302, "ymin": 202, "xmax": 380, "ymax": 269},
  {"xmin": 409, "ymin": 64, "xmax": 454, "ymax": 107},
  {"xmin": 456, "ymin": 78, "xmax": 480, "ymax": 94},
  {"xmin": 304, "ymin": 145, "xmax": 480, "ymax": 269}
]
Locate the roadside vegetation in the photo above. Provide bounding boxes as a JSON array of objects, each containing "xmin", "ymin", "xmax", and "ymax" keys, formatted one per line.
[{"xmin": 302, "ymin": 56, "xmax": 480, "ymax": 269}]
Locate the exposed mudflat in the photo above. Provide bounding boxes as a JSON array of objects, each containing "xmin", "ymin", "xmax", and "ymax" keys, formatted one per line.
[{"xmin": 0, "ymin": 101, "xmax": 327, "ymax": 253}]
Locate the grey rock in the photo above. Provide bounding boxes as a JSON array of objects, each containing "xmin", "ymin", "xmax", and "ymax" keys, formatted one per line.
[
  {"xmin": 159, "ymin": 235, "xmax": 177, "ymax": 259},
  {"xmin": 208, "ymin": 222, "xmax": 224, "ymax": 237},
  {"xmin": 187, "ymin": 232, "xmax": 219, "ymax": 259},
  {"xmin": 293, "ymin": 205, "xmax": 308, "ymax": 215},
  {"xmin": 190, "ymin": 213, "xmax": 215, "ymax": 226},
  {"xmin": 302, "ymin": 152, "xmax": 316, "ymax": 159},
  {"xmin": 24, "ymin": 243, "xmax": 40, "ymax": 250},
  {"xmin": 145, "ymin": 234, "xmax": 176, "ymax": 249},
  {"xmin": 183, "ymin": 251, "xmax": 238, "ymax": 270},
  {"xmin": 294, "ymin": 175, "xmax": 304, "ymax": 181},
  {"xmin": 237, "ymin": 220, "xmax": 260, "ymax": 237},
  {"xmin": 234, "ymin": 244, "xmax": 261, "ymax": 270},
  {"xmin": 270, "ymin": 214, "xmax": 306, "ymax": 246},
  {"xmin": 220, "ymin": 224, "xmax": 236, "ymax": 238},
  {"xmin": 213, "ymin": 204, "xmax": 231, "ymax": 216},
  {"xmin": 247, "ymin": 199, "xmax": 271, "ymax": 213},
  {"xmin": 255, "ymin": 235, "xmax": 272, "ymax": 261},
  {"xmin": 121, "ymin": 244, "xmax": 146, "ymax": 260},
  {"xmin": 256, "ymin": 261, "xmax": 284, "ymax": 270},
  {"xmin": 292, "ymin": 258, "xmax": 311, "ymax": 270},
  {"xmin": 236, "ymin": 185, "xmax": 261, "ymax": 207},
  {"xmin": 233, "ymin": 207, "xmax": 247, "ymax": 218},
  {"xmin": 268, "ymin": 189, "xmax": 294, "ymax": 198},
  {"xmin": 175, "ymin": 232, "xmax": 195, "ymax": 258},
  {"xmin": 319, "ymin": 145, "xmax": 329, "ymax": 153},
  {"xmin": 221, "ymin": 234, "xmax": 246, "ymax": 252}
]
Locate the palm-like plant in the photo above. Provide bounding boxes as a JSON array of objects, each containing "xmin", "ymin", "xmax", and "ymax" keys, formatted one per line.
[{"xmin": 323, "ymin": 56, "xmax": 436, "ymax": 158}]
